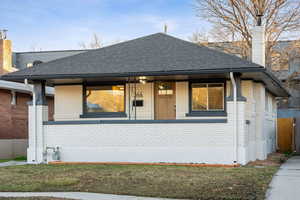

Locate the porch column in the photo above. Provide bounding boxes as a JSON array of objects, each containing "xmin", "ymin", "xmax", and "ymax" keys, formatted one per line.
[
  {"xmin": 254, "ymin": 82, "xmax": 267, "ymax": 160},
  {"xmin": 27, "ymin": 81, "xmax": 48, "ymax": 164}
]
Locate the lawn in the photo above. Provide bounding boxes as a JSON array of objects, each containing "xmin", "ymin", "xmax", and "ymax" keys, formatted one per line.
[
  {"xmin": 0, "ymin": 164, "xmax": 278, "ymax": 200},
  {"xmin": 0, "ymin": 157, "xmax": 27, "ymax": 163},
  {"xmin": 0, "ymin": 159, "xmax": 10, "ymax": 163}
]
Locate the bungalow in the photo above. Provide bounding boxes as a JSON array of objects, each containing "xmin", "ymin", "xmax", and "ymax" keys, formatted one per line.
[{"xmin": 1, "ymin": 25, "xmax": 289, "ymax": 165}]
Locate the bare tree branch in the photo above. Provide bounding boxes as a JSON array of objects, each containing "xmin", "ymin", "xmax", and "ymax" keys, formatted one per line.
[
  {"xmin": 79, "ymin": 33, "xmax": 102, "ymax": 49},
  {"xmin": 194, "ymin": 0, "xmax": 300, "ymax": 67}
]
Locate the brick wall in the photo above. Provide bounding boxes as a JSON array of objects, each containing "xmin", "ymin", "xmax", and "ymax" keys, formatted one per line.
[{"xmin": 0, "ymin": 89, "xmax": 53, "ymax": 139}]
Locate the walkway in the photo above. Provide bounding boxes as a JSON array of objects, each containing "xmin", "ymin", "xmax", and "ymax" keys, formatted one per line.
[
  {"xmin": 266, "ymin": 156, "xmax": 300, "ymax": 200},
  {"xmin": 0, "ymin": 161, "xmax": 27, "ymax": 167},
  {"xmin": 0, "ymin": 192, "xmax": 175, "ymax": 200}
]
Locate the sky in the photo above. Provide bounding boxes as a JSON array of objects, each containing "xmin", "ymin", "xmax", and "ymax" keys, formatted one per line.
[{"xmin": 0, "ymin": 0, "xmax": 210, "ymax": 52}]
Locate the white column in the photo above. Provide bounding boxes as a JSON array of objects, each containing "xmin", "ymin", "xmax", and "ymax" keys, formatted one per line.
[
  {"xmin": 27, "ymin": 105, "xmax": 48, "ymax": 164},
  {"xmin": 252, "ymin": 26, "xmax": 266, "ymax": 67},
  {"xmin": 27, "ymin": 81, "xmax": 48, "ymax": 164},
  {"xmin": 254, "ymin": 83, "xmax": 267, "ymax": 160},
  {"xmin": 236, "ymin": 101, "xmax": 247, "ymax": 165}
]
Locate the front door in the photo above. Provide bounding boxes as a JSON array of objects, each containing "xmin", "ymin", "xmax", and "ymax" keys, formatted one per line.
[{"xmin": 154, "ymin": 82, "xmax": 176, "ymax": 120}]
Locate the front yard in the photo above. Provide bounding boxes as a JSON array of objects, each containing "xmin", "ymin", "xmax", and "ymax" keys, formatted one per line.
[{"xmin": 0, "ymin": 163, "xmax": 278, "ymax": 200}]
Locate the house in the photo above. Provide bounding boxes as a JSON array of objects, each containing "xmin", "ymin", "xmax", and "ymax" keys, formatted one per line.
[
  {"xmin": 1, "ymin": 25, "xmax": 289, "ymax": 165},
  {"xmin": 0, "ymin": 30, "xmax": 55, "ymax": 159}
]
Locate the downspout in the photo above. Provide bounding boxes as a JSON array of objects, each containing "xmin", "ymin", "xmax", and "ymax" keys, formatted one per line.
[
  {"xmin": 230, "ymin": 72, "xmax": 238, "ymax": 163},
  {"xmin": 32, "ymin": 90, "xmax": 37, "ymax": 163},
  {"xmin": 128, "ymin": 77, "xmax": 131, "ymax": 120},
  {"xmin": 134, "ymin": 76, "xmax": 137, "ymax": 120}
]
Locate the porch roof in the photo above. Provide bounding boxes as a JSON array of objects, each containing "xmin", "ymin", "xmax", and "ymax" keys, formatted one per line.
[{"xmin": 0, "ymin": 33, "xmax": 289, "ymax": 97}]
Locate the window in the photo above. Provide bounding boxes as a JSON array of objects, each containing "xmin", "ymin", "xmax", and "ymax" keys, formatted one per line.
[
  {"xmin": 191, "ymin": 83, "xmax": 224, "ymax": 112},
  {"xmin": 85, "ymin": 84, "xmax": 125, "ymax": 113},
  {"xmin": 157, "ymin": 82, "xmax": 174, "ymax": 95}
]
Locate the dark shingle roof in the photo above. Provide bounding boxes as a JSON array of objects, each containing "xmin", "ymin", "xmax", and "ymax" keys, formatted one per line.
[
  {"xmin": 2, "ymin": 33, "xmax": 265, "ymax": 80},
  {"xmin": 13, "ymin": 50, "xmax": 87, "ymax": 69}
]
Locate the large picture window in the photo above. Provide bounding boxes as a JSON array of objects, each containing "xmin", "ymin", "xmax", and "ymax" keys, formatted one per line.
[
  {"xmin": 191, "ymin": 83, "xmax": 224, "ymax": 112},
  {"xmin": 85, "ymin": 85, "xmax": 125, "ymax": 113}
]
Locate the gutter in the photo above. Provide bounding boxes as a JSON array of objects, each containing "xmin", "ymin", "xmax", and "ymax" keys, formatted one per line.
[
  {"xmin": 0, "ymin": 80, "xmax": 54, "ymax": 96},
  {"xmin": 230, "ymin": 72, "xmax": 238, "ymax": 163},
  {"xmin": 0, "ymin": 67, "xmax": 265, "ymax": 80},
  {"xmin": 1, "ymin": 67, "xmax": 289, "ymax": 97}
]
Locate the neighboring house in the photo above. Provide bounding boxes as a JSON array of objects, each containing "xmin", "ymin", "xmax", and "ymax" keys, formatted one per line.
[
  {"xmin": 0, "ymin": 31, "xmax": 56, "ymax": 158},
  {"xmin": 13, "ymin": 49, "xmax": 87, "ymax": 70},
  {"xmin": 0, "ymin": 80, "xmax": 54, "ymax": 158},
  {"xmin": 1, "ymin": 26, "xmax": 289, "ymax": 165}
]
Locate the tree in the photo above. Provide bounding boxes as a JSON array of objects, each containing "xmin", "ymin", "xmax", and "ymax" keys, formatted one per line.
[
  {"xmin": 194, "ymin": 0, "xmax": 300, "ymax": 67},
  {"xmin": 188, "ymin": 30, "xmax": 209, "ymax": 44},
  {"xmin": 79, "ymin": 33, "xmax": 102, "ymax": 49}
]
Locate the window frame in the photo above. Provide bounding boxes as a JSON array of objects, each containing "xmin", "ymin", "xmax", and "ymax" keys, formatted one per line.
[
  {"xmin": 81, "ymin": 82, "xmax": 127, "ymax": 118},
  {"xmin": 187, "ymin": 79, "xmax": 227, "ymax": 117}
]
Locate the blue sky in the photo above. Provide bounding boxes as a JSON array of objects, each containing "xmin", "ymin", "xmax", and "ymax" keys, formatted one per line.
[{"xmin": 0, "ymin": 0, "xmax": 209, "ymax": 52}]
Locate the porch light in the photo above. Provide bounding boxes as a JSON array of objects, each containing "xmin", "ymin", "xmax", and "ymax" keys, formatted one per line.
[
  {"xmin": 139, "ymin": 79, "xmax": 147, "ymax": 84},
  {"xmin": 139, "ymin": 76, "xmax": 147, "ymax": 84}
]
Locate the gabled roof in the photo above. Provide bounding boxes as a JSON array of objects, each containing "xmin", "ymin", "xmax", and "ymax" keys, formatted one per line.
[{"xmin": 3, "ymin": 33, "xmax": 265, "ymax": 79}]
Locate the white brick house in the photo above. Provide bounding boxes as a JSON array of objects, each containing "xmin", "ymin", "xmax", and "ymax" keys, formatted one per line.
[{"xmin": 1, "ymin": 26, "xmax": 289, "ymax": 165}]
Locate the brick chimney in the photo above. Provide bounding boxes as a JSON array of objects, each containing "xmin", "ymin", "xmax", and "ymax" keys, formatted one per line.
[
  {"xmin": 252, "ymin": 15, "xmax": 266, "ymax": 67},
  {"xmin": 0, "ymin": 29, "xmax": 13, "ymax": 75}
]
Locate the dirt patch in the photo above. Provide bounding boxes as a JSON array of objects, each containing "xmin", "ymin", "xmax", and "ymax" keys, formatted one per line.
[{"xmin": 247, "ymin": 153, "xmax": 289, "ymax": 167}]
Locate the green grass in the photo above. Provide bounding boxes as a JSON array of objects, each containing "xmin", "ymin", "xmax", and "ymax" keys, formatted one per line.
[
  {"xmin": 0, "ymin": 159, "xmax": 10, "ymax": 163},
  {"xmin": 13, "ymin": 156, "xmax": 26, "ymax": 161},
  {"xmin": 0, "ymin": 164, "xmax": 278, "ymax": 200},
  {"xmin": 0, "ymin": 156, "xmax": 26, "ymax": 163}
]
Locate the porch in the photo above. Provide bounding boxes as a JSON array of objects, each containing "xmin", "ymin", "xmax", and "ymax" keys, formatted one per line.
[{"xmin": 27, "ymin": 73, "xmax": 251, "ymax": 165}]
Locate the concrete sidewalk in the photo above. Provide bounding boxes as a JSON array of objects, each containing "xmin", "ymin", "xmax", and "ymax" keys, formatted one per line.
[
  {"xmin": 0, "ymin": 161, "xmax": 27, "ymax": 167},
  {"xmin": 266, "ymin": 156, "xmax": 300, "ymax": 200},
  {"xmin": 0, "ymin": 192, "xmax": 177, "ymax": 200}
]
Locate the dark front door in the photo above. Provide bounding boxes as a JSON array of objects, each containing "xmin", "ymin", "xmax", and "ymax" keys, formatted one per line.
[{"xmin": 154, "ymin": 82, "xmax": 176, "ymax": 120}]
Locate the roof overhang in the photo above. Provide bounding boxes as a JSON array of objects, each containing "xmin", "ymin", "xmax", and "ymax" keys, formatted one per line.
[
  {"xmin": 1, "ymin": 67, "xmax": 289, "ymax": 97},
  {"xmin": 0, "ymin": 80, "xmax": 54, "ymax": 96}
]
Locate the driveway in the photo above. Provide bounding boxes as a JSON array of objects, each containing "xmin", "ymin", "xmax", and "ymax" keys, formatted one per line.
[{"xmin": 266, "ymin": 156, "xmax": 300, "ymax": 200}]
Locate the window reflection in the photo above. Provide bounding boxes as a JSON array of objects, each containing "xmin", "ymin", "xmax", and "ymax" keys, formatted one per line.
[
  {"xmin": 86, "ymin": 85, "xmax": 125, "ymax": 113},
  {"xmin": 192, "ymin": 83, "xmax": 224, "ymax": 111}
]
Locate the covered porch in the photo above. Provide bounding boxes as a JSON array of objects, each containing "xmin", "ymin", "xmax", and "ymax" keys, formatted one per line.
[{"xmin": 51, "ymin": 73, "xmax": 234, "ymax": 122}]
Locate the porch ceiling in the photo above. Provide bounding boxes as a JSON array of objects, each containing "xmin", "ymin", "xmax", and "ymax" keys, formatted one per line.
[{"xmin": 45, "ymin": 70, "xmax": 287, "ymax": 97}]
